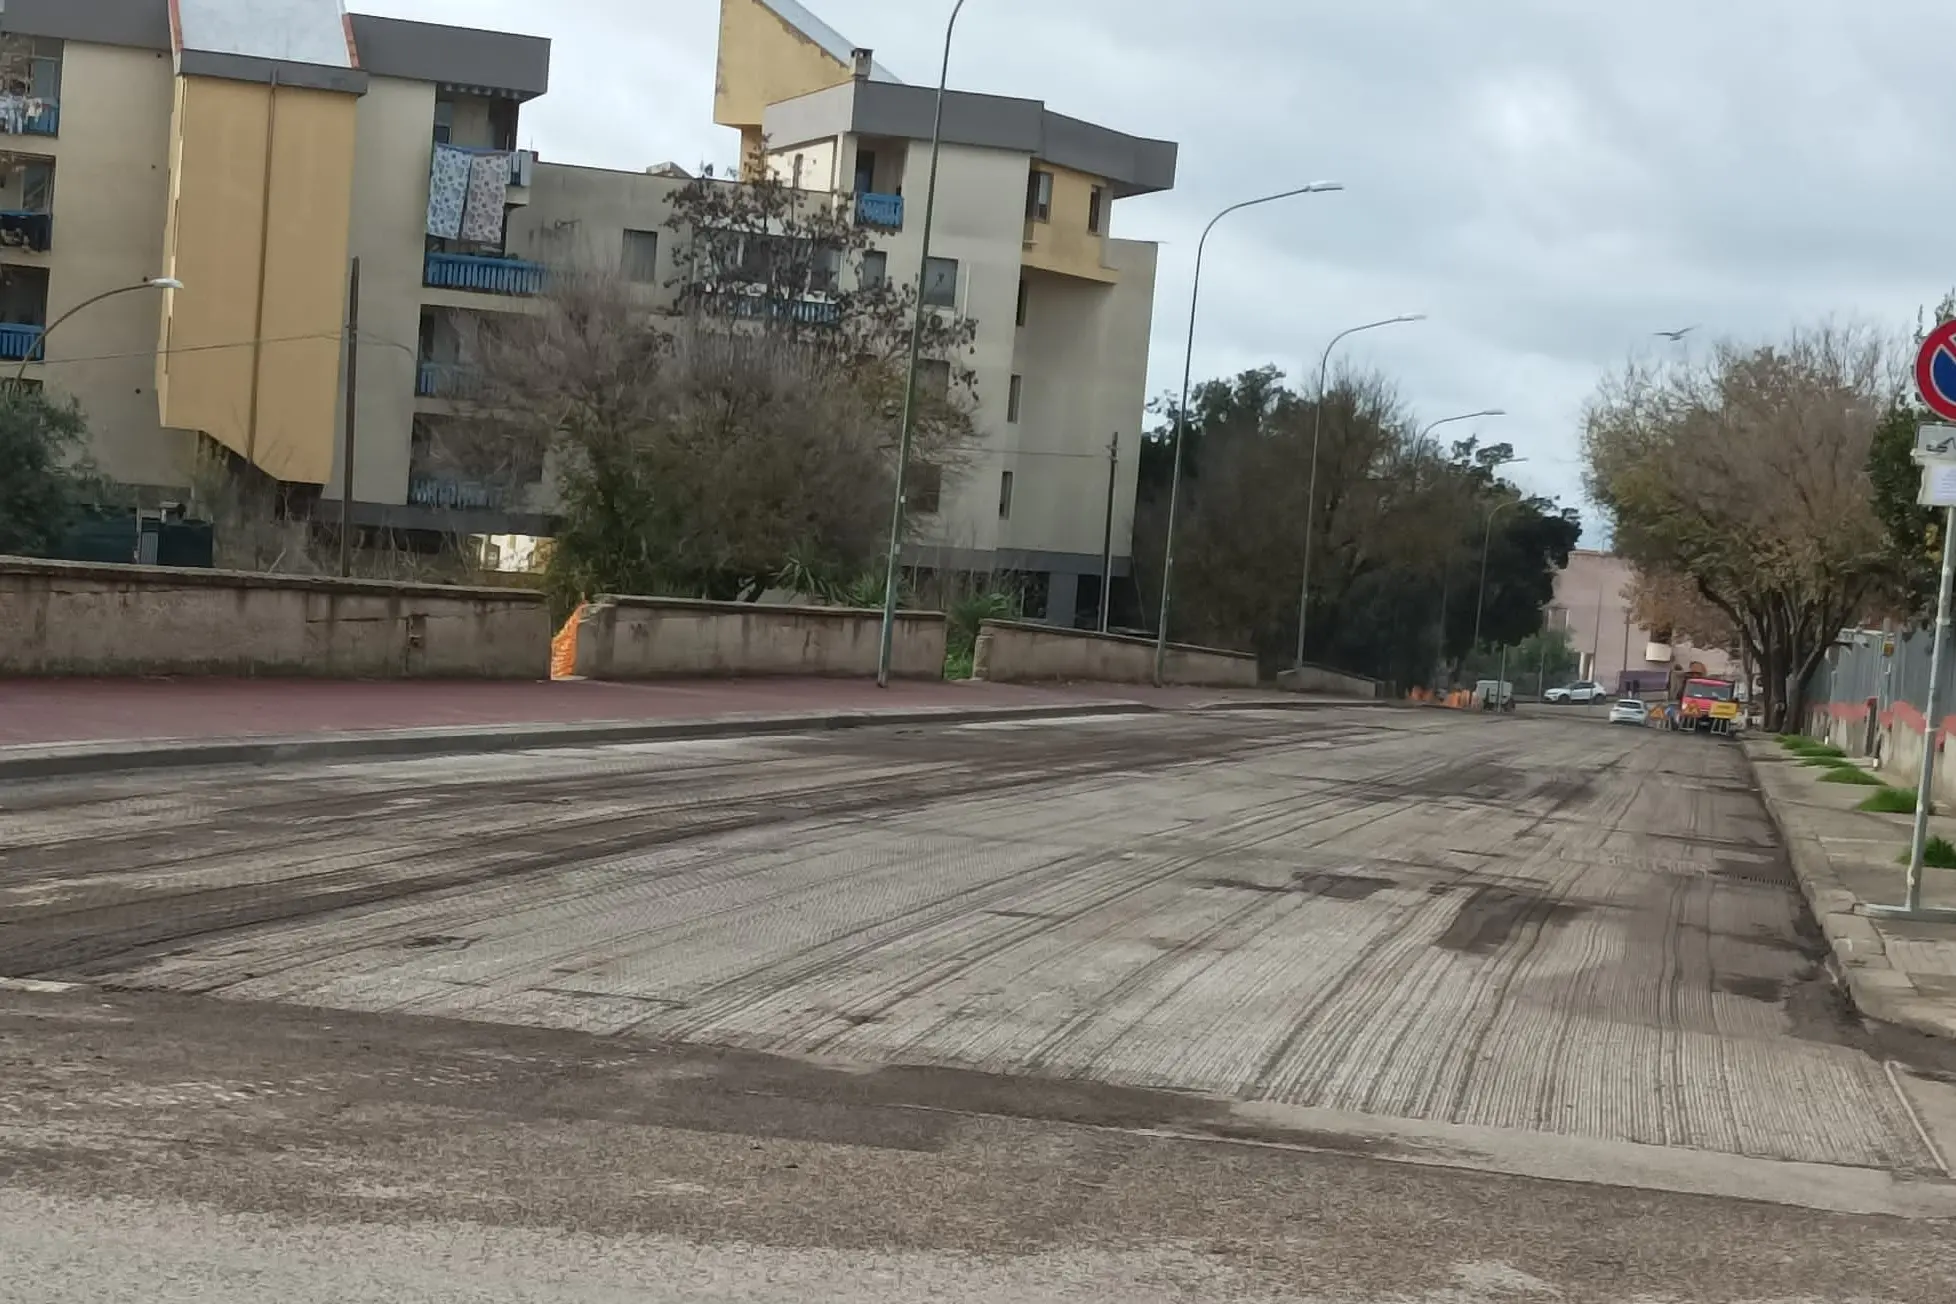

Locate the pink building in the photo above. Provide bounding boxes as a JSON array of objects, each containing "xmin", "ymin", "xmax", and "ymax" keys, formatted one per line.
[{"xmin": 1550, "ymin": 550, "xmax": 1734, "ymax": 692}]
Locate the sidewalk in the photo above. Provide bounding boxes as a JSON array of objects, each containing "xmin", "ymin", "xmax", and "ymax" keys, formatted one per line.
[
  {"xmin": 1746, "ymin": 741, "xmax": 1956, "ymax": 1040},
  {"xmin": 0, "ymin": 676, "xmax": 1343, "ymax": 780}
]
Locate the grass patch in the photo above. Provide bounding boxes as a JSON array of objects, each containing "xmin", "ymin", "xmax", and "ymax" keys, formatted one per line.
[
  {"xmin": 1800, "ymin": 755, "xmax": 1860, "ymax": 769},
  {"xmin": 1898, "ymin": 836, "xmax": 1956, "ymax": 869},
  {"xmin": 1790, "ymin": 741, "xmax": 1846, "ymax": 758},
  {"xmin": 1819, "ymin": 766, "xmax": 1884, "ymax": 786},
  {"xmin": 1858, "ymin": 787, "xmax": 1919, "ymax": 814}
]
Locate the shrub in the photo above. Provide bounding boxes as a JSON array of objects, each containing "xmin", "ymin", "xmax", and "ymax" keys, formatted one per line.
[
  {"xmin": 1858, "ymin": 788, "xmax": 1918, "ymax": 815},
  {"xmin": 1898, "ymin": 836, "xmax": 1956, "ymax": 869}
]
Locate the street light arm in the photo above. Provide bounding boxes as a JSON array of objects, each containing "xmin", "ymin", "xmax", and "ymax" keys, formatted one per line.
[{"xmin": 16, "ymin": 278, "xmax": 181, "ymax": 383}]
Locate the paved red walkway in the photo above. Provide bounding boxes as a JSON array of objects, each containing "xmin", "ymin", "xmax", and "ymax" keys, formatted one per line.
[{"xmin": 0, "ymin": 678, "xmax": 1292, "ymax": 748}]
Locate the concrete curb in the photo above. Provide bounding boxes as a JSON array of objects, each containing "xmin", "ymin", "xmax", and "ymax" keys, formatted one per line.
[
  {"xmin": 0, "ymin": 702, "xmax": 1163, "ymax": 783},
  {"xmin": 1740, "ymin": 739, "xmax": 1955, "ymax": 1042}
]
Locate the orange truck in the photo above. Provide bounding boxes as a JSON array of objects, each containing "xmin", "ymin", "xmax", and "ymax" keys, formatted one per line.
[{"xmin": 1677, "ymin": 676, "xmax": 1740, "ymax": 734}]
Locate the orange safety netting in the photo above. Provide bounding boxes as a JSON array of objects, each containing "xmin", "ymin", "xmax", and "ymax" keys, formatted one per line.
[{"xmin": 549, "ymin": 602, "xmax": 586, "ymax": 680}]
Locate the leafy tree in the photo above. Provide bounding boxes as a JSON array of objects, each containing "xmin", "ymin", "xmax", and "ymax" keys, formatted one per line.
[
  {"xmin": 1129, "ymin": 367, "xmax": 1580, "ymax": 685},
  {"xmin": 0, "ymin": 386, "xmax": 93, "ymax": 557},
  {"xmin": 1584, "ymin": 324, "xmax": 1899, "ymax": 730}
]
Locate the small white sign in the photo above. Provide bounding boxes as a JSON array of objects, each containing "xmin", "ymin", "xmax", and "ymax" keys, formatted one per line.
[
  {"xmin": 1919, "ymin": 424, "xmax": 1956, "ymax": 458},
  {"xmin": 1919, "ymin": 461, "xmax": 1956, "ymax": 506}
]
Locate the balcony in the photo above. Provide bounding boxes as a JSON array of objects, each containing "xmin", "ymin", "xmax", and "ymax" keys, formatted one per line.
[
  {"xmin": 0, "ymin": 99, "xmax": 56, "ymax": 137},
  {"xmin": 408, "ymin": 474, "xmax": 501, "ymax": 511},
  {"xmin": 710, "ymin": 291, "xmax": 840, "ymax": 326},
  {"xmin": 415, "ymin": 360, "xmax": 480, "ymax": 398},
  {"xmin": 424, "ymin": 252, "xmax": 546, "ymax": 297},
  {"xmin": 0, "ymin": 208, "xmax": 50, "ymax": 254},
  {"xmin": 855, "ymin": 191, "xmax": 903, "ymax": 230},
  {"xmin": 0, "ymin": 322, "xmax": 43, "ymax": 361}
]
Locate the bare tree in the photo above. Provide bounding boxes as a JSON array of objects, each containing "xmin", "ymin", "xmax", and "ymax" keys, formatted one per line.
[{"xmin": 461, "ymin": 270, "xmax": 973, "ymax": 609}]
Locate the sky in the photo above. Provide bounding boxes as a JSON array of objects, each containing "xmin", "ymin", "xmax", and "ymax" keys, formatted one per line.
[{"xmin": 360, "ymin": 0, "xmax": 1951, "ymax": 531}]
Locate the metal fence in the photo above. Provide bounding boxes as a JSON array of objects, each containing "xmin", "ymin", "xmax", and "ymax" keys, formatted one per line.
[{"xmin": 1805, "ymin": 627, "xmax": 1947, "ymax": 728}]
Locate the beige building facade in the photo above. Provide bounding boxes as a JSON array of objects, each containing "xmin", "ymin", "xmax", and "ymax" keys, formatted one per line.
[
  {"xmin": 5, "ymin": 0, "xmax": 1176, "ymax": 624},
  {"xmin": 1550, "ymin": 549, "xmax": 1735, "ymax": 692}
]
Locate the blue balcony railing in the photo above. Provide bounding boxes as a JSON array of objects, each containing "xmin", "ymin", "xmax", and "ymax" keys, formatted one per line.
[
  {"xmin": 0, "ymin": 99, "xmax": 58, "ymax": 137},
  {"xmin": 423, "ymin": 252, "xmax": 546, "ymax": 297},
  {"xmin": 0, "ymin": 322, "xmax": 45, "ymax": 362},
  {"xmin": 408, "ymin": 475, "xmax": 500, "ymax": 511},
  {"xmin": 855, "ymin": 191, "xmax": 903, "ymax": 229},
  {"xmin": 0, "ymin": 208, "xmax": 52, "ymax": 253},
  {"xmin": 415, "ymin": 360, "xmax": 479, "ymax": 398}
]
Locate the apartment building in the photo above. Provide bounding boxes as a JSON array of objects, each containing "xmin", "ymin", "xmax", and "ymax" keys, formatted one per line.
[
  {"xmin": 0, "ymin": 0, "xmax": 554, "ymax": 535},
  {"xmin": 711, "ymin": 0, "xmax": 1178, "ymax": 622},
  {"xmin": 2, "ymin": 0, "xmax": 1177, "ymax": 625}
]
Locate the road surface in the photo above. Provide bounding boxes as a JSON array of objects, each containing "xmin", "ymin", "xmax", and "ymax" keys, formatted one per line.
[{"xmin": 1, "ymin": 706, "xmax": 1953, "ymax": 1301}]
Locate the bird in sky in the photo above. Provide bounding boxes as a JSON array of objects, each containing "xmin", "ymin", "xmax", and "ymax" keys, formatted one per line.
[{"xmin": 1655, "ymin": 326, "xmax": 1697, "ymax": 342}]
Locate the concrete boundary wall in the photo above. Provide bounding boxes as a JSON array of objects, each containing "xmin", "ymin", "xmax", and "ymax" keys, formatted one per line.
[
  {"xmin": 0, "ymin": 557, "xmax": 550, "ymax": 678},
  {"xmin": 1276, "ymin": 663, "xmax": 1383, "ymax": 700},
  {"xmin": 573, "ymin": 595, "xmax": 949, "ymax": 680},
  {"xmin": 970, "ymin": 619, "xmax": 1257, "ymax": 688}
]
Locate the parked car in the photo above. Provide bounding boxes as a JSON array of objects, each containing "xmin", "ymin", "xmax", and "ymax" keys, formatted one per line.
[
  {"xmin": 1544, "ymin": 681, "xmax": 1609, "ymax": 704},
  {"xmin": 1608, "ymin": 698, "xmax": 1649, "ymax": 726},
  {"xmin": 1474, "ymin": 679, "xmax": 1515, "ymax": 711}
]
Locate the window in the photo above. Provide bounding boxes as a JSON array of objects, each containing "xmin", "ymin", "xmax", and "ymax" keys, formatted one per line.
[
  {"xmin": 906, "ymin": 462, "xmax": 943, "ymax": 515},
  {"xmin": 1015, "ymin": 275, "xmax": 1029, "ymax": 326},
  {"xmin": 1088, "ymin": 186, "xmax": 1107, "ymax": 234},
  {"xmin": 810, "ymin": 243, "xmax": 841, "ymax": 294},
  {"xmin": 621, "ymin": 229, "xmax": 659, "ymax": 283},
  {"xmin": 998, "ymin": 470, "xmax": 1014, "ymax": 520},
  {"xmin": 1026, "ymin": 169, "xmax": 1053, "ymax": 222},
  {"xmin": 921, "ymin": 255, "xmax": 958, "ymax": 308},
  {"xmin": 432, "ymin": 98, "xmax": 454, "ymax": 144},
  {"xmin": 1007, "ymin": 374, "xmax": 1023, "ymax": 423},
  {"xmin": 860, "ymin": 249, "xmax": 888, "ymax": 289}
]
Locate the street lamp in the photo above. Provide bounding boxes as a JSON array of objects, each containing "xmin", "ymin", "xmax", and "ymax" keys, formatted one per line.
[
  {"xmin": 1419, "ymin": 409, "xmax": 1504, "ymax": 684},
  {"xmin": 876, "ymin": 0, "xmax": 969, "ymax": 689},
  {"xmin": 1294, "ymin": 314, "xmax": 1424, "ymax": 669},
  {"xmin": 1472, "ymin": 497, "xmax": 1521, "ymax": 652},
  {"xmin": 1154, "ymin": 181, "xmax": 1346, "ymax": 686},
  {"xmin": 16, "ymin": 276, "xmax": 183, "ymax": 384}
]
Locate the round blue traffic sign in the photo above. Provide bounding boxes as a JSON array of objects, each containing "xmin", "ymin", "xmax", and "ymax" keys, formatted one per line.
[{"xmin": 1917, "ymin": 320, "xmax": 1956, "ymax": 422}]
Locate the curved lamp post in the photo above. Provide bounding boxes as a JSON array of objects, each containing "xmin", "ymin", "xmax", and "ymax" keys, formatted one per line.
[
  {"xmin": 1293, "ymin": 313, "xmax": 1424, "ymax": 668},
  {"xmin": 1154, "ymin": 181, "xmax": 1345, "ymax": 686},
  {"xmin": 16, "ymin": 276, "xmax": 183, "ymax": 384},
  {"xmin": 876, "ymin": 0, "xmax": 969, "ymax": 689},
  {"xmin": 1416, "ymin": 408, "xmax": 1505, "ymax": 461}
]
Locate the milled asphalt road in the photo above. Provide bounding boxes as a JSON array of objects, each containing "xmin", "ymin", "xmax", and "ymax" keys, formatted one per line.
[{"xmin": 2, "ymin": 706, "xmax": 1955, "ymax": 1301}]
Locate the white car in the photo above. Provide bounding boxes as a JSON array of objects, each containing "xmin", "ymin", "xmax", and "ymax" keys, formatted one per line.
[
  {"xmin": 1545, "ymin": 681, "xmax": 1609, "ymax": 704},
  {"xmin": 1608, "ymin": 698, "xmax": 1649, "ymax": 726}
]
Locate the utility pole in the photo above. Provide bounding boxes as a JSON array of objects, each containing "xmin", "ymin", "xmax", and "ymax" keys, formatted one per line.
[
  {"xmin": 338, "ymin": 256, "xmax": 360, "ymax": 579},
  {"xmin": 1619, "ymin": 605, "xmax": 1631, "ymax": 696},
  {"xmin": 1099, "ymin": 432, "xmax": 1117, "ymax": 633}
]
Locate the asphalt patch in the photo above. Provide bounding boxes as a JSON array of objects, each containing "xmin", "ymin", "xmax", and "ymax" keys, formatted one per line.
[
  {"xmin": 1434, "ymin": 885, "xmax": 1585, "ymax": 955},
  {"xmin": 1202, "ymin": 872, "xmax": 1394, "ymax": 900}
]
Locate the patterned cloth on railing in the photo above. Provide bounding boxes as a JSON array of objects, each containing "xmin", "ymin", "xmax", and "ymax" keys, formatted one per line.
[
  {"xmin": 460, "ymin": 152, "xmax": 512, "ymax": 243},
  {"xmin": 425, "ymin": 145, "xmax": 471, "ymax": 238}
]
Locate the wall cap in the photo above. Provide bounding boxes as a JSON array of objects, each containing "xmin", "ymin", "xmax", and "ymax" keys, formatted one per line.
[
  {"xmin": 0, "ymin": 556, "xmax": 546, "ymax": 605},
  {"xmin": 592, "ymin": 594, "xmax": 948, "ymax": 624},
  {"xmin": 978, "ymin": 618, "xmax": 1254, "ymax": 662}
]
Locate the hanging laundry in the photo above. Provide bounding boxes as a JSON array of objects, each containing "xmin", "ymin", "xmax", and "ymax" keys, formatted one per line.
[
  {"xmin": 459, "ymin": 151, "xmax": 512, "ymax": 244},
  {"xmin": 0, "ymin": 95, "xmax": 46, "ymax": 135},
  {"xmin": 0, "ymin": 210, "xmax": 51, "ymax": 252},
  {"xmin": 425, "ymin": 144, "xmax": 471, "ymax": 239}
]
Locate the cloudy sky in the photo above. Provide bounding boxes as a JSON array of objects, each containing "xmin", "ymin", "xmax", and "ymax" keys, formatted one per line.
[{"xmin": 363, "ymin": 0, "xmax": 1946, "ymax": 527}]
